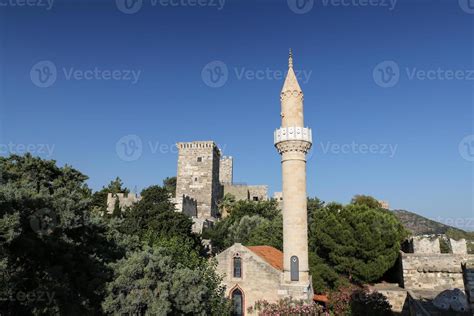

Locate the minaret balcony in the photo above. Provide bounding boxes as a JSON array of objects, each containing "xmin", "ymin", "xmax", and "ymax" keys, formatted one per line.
[{"xmin": 274, "ymin": 127, "xmax": 312, "ymax": 145}]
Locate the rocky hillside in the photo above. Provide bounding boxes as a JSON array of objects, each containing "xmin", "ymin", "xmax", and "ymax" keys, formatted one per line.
[{"xmin": 393, "ymin": 210, "xmax": 474, "ymax": 240}]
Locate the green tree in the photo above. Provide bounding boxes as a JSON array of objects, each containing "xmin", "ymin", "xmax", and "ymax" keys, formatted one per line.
[
  {"xmin": 162, "ymin": 176, "xmax": 177, "ymax": 198},
  {"xmin": 0, "ymin": 154, "xmax": 123, "ymax": 315},
  {"xmin": 218, "ymin": 193, "xmax": 236, "ymax": 218},
  {"xmin": 228, "ymin": 215, "xmax": 268, "ymax": 244},
  {"xmin": 102, "ymin": 246, "xmax": 229, "ymax": 316},
  {"xmin": 203, "ymin": 199, "xmax": 280, "ymax": 254},
  {"xmin": 247, "ymin": 214, "xmax": 283, "ymax": 250},
  {"xmin": 310, "ymin": 202, "xmax": 407, "ymax": 283},
  {"xmin": 350, "ymin": 195, "xmax": 382, "ymax": 209},
  {"xmin": 309, "ymin": 252, "xmax": 345, "ymax": 293},
  {"xmin": 121, "ymin": 185, "xmax": 203, "ymax": 253},
  {"xmin": 91, "ymin": 177, "xmax": 129, "ymax": 214}
]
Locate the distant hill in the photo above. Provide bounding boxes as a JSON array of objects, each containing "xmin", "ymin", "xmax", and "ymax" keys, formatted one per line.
[{"xmin": 392, "ymin": 210, "xmax": 473, "ymax": 239}]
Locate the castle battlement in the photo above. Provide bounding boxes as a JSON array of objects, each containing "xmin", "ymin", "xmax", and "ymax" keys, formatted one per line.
[
  {"xmin": 177, "ymin": 141, "xmax": 217, "ymax": 149},
  {"xmin": 106, "ymin": 192, "xmax": 141, "ymax": 213}
]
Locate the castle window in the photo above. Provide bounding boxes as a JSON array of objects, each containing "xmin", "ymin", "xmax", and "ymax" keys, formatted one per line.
[
  {"xmin": 197, "ymin": 157, "xmax": 202, "ymax": 162},
  {"xmin": 253, "ymin": 196, "xmax": 259, "ymax": 201},
  {"xmin": 194, "ymin": 177, "xmax": 198, "ymax": 182},
  {"xmin": 231, "ymin": 288, "xmax": 244, "ymax": 316},
  {"xmin": 233, "ymin": 256, "xmax": 242, "ymax": 278},
  {"xmin": 291, "ymin": 255, "xmax": 299, "ymax": 281}
]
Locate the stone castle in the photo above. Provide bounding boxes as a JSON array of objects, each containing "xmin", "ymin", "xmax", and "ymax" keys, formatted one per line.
[
  {"xmin": 106, "ymin": 141, "xmax": 268, "ymax": 231},
  {"xmin": 174, "ymin": 141, "xmax": 268, "ymax": 232},
  {"xmin": 106, "ymin": 192, "xmax": 141, "ymax": 214}
]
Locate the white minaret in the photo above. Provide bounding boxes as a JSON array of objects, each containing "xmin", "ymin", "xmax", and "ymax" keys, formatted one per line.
[{"xmin": 274, "ymin": 50, "xmax": 312, "ymax": 295}]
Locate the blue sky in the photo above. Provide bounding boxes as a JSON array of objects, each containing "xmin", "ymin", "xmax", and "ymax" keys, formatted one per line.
[{"xmin": 0, "ymin": 0, "xmax": 473, "ymax": 229}]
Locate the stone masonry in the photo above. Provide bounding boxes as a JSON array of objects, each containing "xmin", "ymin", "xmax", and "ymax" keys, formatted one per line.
[
  {"xmin": 106, "ymin": 192, "xmax": 141, "ymax": 213},
  {"xmin": 219, "ymin": 156, "xmax": 233, "ymax": 184},
  {"xmin": 410, "ymin": 236, "xmax": 441, "ymax": 254},
  {"xmin": 175, "ymin": 141, "xmax": 221, "ymax": 220},
  {"xmin": 223, "ymin": 184, "xmax": 268, "ymax": 202},
  {"xmin": 402, "ymin": 252, "xmax": 471, "ymax": 291},
  {"xmin": 451, "ymin": 238, "xmax": 468, "ymax": 255}
]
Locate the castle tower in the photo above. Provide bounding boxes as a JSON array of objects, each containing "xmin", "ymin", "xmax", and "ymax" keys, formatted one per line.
[
  {"xmin": 219, "ymin": 156, "xmax": 233, "ymax": 184},
  {"xmin": 274, "ymin": 50, "xmax": 313, "ymax": 289},
  {"xmin": 175, "ymin": 141, "xmax": 221, "ymax": 219}
]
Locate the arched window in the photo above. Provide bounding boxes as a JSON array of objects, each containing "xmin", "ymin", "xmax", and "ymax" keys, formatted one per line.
[
  {"xmin": 232, "ymin": 288, "xmax": 244, "ymax": 316},
  {"xmin": 291, "ymin": 255, "xmax": 299, "ymax": 281},
  {"xmin": 233, "ymin": 256, "xmax": 242, "ymax": 278}
]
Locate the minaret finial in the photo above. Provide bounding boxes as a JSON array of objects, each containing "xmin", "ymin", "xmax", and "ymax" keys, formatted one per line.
[{"xmin": 289, "ymin": 48, "xmax": 293, "ymax": 68}]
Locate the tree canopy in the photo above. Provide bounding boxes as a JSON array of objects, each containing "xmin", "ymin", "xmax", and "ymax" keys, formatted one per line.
[{"xmin": 0, "ymin": 154, "xmax": 228, "ymax": 315}]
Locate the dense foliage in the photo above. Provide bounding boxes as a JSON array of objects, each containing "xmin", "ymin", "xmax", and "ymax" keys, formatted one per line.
[
  {"xmin": 202, "ymin": 198, "xmax": 282, "ymax": 253},
  {"xmin": 310, "ymin": 202, "xmax": 407, "ymax": 283},
  {"xmin": 0, "ymin": 154, "xmax": 228, "ymax": 315}
]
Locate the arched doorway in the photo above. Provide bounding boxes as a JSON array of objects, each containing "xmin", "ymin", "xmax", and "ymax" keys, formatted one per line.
[{"xmin": 231, "ymin": 287, "xmax": 244, "ymax": 316}]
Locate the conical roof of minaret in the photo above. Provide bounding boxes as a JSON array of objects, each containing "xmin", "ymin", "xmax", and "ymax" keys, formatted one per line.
[{"xmin": 281, "ymin": 49, "xmax": 302, "ymax": 93}]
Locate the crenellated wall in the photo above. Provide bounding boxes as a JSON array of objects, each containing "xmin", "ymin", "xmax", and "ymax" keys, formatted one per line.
[
  {"xmin": 402, "ymin": 252, "xmax": 474, "ymax": 292},
  {"xmin": 106, "ymin": 192, "xmax": 141, "ymax": 213}
]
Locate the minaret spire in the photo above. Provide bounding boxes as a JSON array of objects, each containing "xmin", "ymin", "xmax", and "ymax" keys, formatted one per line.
[
  {"xmin": 274, "ymin": 51, "xmax": 313, "ymax": 299},
  {"xmin": 281, "ymin": 50, "xmax": 302, "ymax": 95},
  {"xmin": 289, "ymin": 48, "xmax": 293, "ymax": 68}
]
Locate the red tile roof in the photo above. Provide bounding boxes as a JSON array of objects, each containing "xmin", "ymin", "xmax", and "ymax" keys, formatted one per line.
[
  {"xmin": 313, "ymin": 294, "xmax": 329, "ymax": 303},
  {"xmin": 247, "ymin": 246, "xmax": 283, "ymax": 271}
]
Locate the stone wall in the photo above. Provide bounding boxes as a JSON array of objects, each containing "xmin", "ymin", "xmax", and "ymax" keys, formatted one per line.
[
  {"xmin": 106, "ymin": 193, "xmax": 141, "ymax": 213},
  {"xmin": 401, "ymin": 253, "xmax": 474, "ymax": 291},
  {"xmin": 175, "ymin": 141, "xmax": 221, "ymax": 219},
  {"xmin": 369, "ymin": 284, "xmax": 407, "ymax": 314},
  {"xmin": 410, "ymin": 236, "xmax": 441, "ymax": 254},
  {"xmin": 215, "ymin": 244, "xmax": 283, "ymax": 315},
  {"xmin": 219, "ymin": 156, "xmax": 233, "ymax": 184},
  {"xmin": 451, "ymin": 238, "xmax": 468, "ymax": 254},
  {"xmin": 248, "ymin": 185, "xmax": 268, "ymax": 201},
  {"xmin": 178, "ymin": 194, "xmax": 197, "ymax": 217},
  {"xmin": 223, "ymin": 184, "xmax": 268, "ymax": 202}
]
